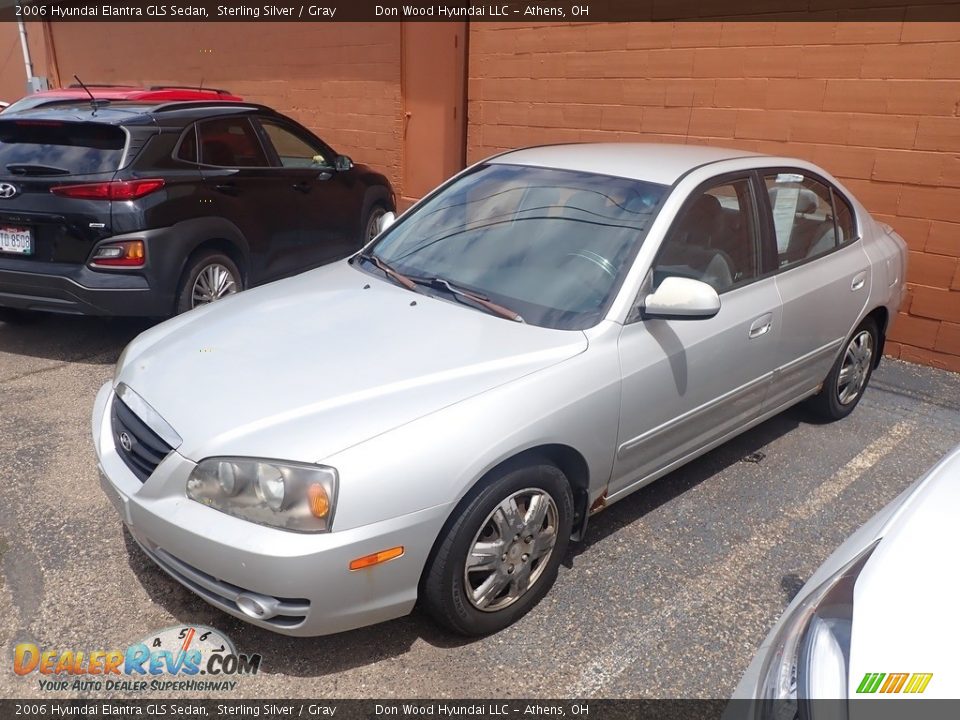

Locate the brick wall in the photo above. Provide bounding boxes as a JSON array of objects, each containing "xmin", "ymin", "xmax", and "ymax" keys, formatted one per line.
[
  {"xmin": 467, "ymin": 21, "xmax": 960, "ymax": 371},
  {"xmin": 40, "ymin": 22, "xmax": 404, "ymax": 192}
]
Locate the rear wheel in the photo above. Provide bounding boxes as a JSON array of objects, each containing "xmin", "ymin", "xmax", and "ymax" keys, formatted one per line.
[
  {"xmin": 422, "ymin": 462, "xmax": 573, "ymax": 636},
  {"xmin": 806, "ymin": 317, "xmax": 878, "ymax": 420},
  {"xmin": 175, "ymin": 250, "xmax": 242, "ymax": 315}
]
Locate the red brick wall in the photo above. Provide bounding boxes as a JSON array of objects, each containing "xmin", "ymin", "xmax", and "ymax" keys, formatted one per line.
[
  {"xmin": 467, "ymin": 21, "xmax": 960, "ymax": 371},
  {"xmin": 40, "ymin": 22, "xmax": 403, "ymax": 192}
]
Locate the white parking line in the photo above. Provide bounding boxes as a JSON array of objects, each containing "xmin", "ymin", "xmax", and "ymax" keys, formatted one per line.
[{"xmin": 571, "ymin": 418, "xmax": 917, "ymax": 696}]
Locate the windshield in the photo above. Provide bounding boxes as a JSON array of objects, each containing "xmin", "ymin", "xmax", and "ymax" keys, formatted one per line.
[
  {"xmin": 368, "ymin": 163, "xmax": 667, "ymax": 330},
  {"xmin": 0, "ymin": 120, "xmax": 126, "ymax": 175}
]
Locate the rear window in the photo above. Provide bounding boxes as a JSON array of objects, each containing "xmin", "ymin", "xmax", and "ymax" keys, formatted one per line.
[{"xmin": 0, "ymin": 121, "xmax": 126, "ymax": 175}]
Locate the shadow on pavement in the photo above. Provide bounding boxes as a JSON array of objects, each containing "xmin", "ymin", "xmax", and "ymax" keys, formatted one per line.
[
  {"xmin": 569, "ymin": 407, "xmax": 805, "ymax": 558},
  {"xmin": 0, "ymin": 314, "xmax": 154, "ymax": 364}
]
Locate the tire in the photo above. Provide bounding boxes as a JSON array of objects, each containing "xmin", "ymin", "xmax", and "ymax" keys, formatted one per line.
[
  {"xmin": 422, "ymin": 462, "xmax": 574, "ymax": 636},
  {"xmin": 175, "ymin": 250, "xmax": 243, "ymax": 315},
  {"xmin": 806, "ymin": 317, "xmax": 878, "ymax": 421},
  {"xmin": 362, "ymin": 202, "xmax": 389, "ymax": 245}
]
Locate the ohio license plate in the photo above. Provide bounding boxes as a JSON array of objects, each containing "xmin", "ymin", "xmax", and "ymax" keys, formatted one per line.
[{"xmin": 0, "ymin": 226, "xmax": 32, "ymax": 255}]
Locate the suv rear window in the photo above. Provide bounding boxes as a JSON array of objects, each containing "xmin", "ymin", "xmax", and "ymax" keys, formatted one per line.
[{"xmin": 0, "ymin": 121, "xmax": 126, "ymax": 175}]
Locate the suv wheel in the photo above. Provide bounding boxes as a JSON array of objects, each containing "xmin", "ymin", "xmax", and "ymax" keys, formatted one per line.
[
  {"xmin": 363, "ymin": 203, "xmax": 388, "ymax": 244},
  {"xmin": 176, "ymin": 251, "xmax": 242, "ymax": 314},
  {"xmin": 422, "ymin": 462, "xmax": 573, "ymax": 636}
]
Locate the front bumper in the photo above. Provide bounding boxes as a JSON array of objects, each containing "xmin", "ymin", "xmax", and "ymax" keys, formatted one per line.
[{"xmin": 92, "ymin": 382, "xmax": 451, "ymax": 636}]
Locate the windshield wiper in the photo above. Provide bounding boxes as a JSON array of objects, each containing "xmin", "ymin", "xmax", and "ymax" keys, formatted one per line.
[
  {"xmin": 413, "ymin": 276, "xmax": 524, "ymax": 323},
  {"xmin": 356, "ymin": 251, "xmax": 419, "ymax": 292},
  {"xmin": 5, "ymin": 163, "xmax": 72, "ymax": 176}
]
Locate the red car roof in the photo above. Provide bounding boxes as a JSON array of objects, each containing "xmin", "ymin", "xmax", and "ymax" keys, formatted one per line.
[{"xmin": 29, "ymin": 86, "xmax": 243, "ymax": 102}]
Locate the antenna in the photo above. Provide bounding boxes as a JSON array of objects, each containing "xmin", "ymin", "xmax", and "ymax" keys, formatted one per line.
[{"xmin": 73, "ymin": 74, "xmax": 106, "ymax": 113}]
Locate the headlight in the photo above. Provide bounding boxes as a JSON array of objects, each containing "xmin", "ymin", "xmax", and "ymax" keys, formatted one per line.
[
  {"xmin": 186, "ymin": 457, "xmax": 337, "ymax": 533},
  {"xmin": 757, "ymin": 541, "xmax": 879, "ymax": 720}
]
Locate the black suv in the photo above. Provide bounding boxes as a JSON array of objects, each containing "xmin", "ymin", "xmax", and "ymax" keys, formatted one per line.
[{"xmin": 0, "ymin": 101, "xmax": 394, "ymax": 317}]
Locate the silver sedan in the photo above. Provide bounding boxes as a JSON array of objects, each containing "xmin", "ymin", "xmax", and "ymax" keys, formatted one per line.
[{"xmin": 92, "ymin": 144, "xmax": 907, "ymax": 636}]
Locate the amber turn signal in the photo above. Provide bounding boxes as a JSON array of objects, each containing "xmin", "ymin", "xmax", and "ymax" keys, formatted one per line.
[
  {"xmin": 349, "ymin": 546, "xmax": 404, "ymax": 571},
  {"xmin": 307, "ymin": 483, "xmax": 330, "ymax": 518}
]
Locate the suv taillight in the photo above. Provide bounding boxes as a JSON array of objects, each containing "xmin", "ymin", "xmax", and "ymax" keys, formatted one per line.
[
  {"xmin": 90, "ymin": 240, "xmax": 145, "ymax": 268},
  {"xmin": 51, "ymin": 179, "xmax": 165, "ymax": 200}
]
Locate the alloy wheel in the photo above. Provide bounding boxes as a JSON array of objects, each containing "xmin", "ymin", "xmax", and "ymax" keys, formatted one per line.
[
  {"xmin": 366, "ymin": 207, "xmax": 386, "ymax": 242},
  {"xmin": 191, "ymin": 263, "xmax": 238, "ymax": 308}
]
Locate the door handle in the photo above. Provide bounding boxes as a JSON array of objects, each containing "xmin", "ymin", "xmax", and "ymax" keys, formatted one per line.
[
  {"xmin": 851, "ymin": 272, "xmax": 867, "ymax": 291},
  {"xmin": 292, "ymin": 181, "xmax": 313, "ymax": 193},
  {"xmin": 748, "ymin": 313, "xmax": 773, "ymax": 339},
  {"xmin": 214, "ymin": 182, "xmax": 238, "ymax": 196}
]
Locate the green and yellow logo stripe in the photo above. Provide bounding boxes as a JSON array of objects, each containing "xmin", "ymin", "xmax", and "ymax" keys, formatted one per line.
[{"xmin": 856, "ymin": 672, "xmax": 933, "ymax": 694}]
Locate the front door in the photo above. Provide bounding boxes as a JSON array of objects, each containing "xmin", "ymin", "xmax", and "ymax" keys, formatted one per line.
[
  {"xmin": 401, "ymin": 21, "xmax": 466, "ymax": 208},
  {"xmin": 610, "ymin": 174, "xmax": 782, "ymax": 499},
  {"xmin": 255, "ymin": 118, "xmax": 358, "ymax": 274}
]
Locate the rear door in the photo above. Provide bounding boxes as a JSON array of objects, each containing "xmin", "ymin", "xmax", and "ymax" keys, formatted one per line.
[
  {"xmin": 0, "ymin": 119, "xmax": 122, "ymax": 267},
  {"xmin": 760, "ymin": 169, "xmax": 872, "ymax": 408},
  {"xmin": 195, "ymin": 116, "xmax": 300, "ymax": 284},
  {"xmin": 255, "ymin": 118, "xmax": 360, "ymax": 269}
]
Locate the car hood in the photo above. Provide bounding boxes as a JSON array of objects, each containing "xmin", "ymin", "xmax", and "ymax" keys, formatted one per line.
[
  {"xmin": 116, "ymin": 261, "xmax": 588, "ymax": 462},
  {"xmin": 847, "ymin": 446, "xmax": 960, "ymax": 700}
]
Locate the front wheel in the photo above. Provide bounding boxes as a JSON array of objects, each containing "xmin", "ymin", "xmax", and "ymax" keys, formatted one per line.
[
  {"xmin": 175, "ymin": 251, "xmax": 243, "ymax": 315},
  {"xmin": 422, "ymin": 462, "xmax": 573, "ymax": 636},
  {"xmin": 806, "ymin": 317, "xmax": 878, "ymax": 421},
  {"xmin": 362, "ymin": 203, "xmax": 389, "ymax": 244}
]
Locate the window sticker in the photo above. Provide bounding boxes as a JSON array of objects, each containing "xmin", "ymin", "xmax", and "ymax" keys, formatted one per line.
[{"xmin": 772, "ymin": 186, "xmax": 801, "ymax": 253}]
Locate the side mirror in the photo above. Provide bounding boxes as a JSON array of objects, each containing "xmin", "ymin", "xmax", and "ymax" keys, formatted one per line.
[
  {"xmin": 334, "ymin": 155, "xmax": 353, "ymax": 172},
  {"xmin": 377, "ymin": 211, "xmax": 397, "ymax": 235},
  {"xmin": 643, "ymin": 276, "xmax": 720, "ymax": 320}
]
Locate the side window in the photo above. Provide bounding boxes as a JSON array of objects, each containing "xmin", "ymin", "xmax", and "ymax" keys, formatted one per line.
[
  {"xmin": 259, "ymin": 121, "xmax": 329, "ymax": 168},
  {"xmin": 197, "ymin": 118, "xmax": 268, "ymax": 168},
  {"xmin": 832, "ymin": 190, "xmax": 858, "ymax": 245},
  {"xmin": 764, "ymin": 172, "xmax": 837, "ymax": 268},
  {"xmin": 653, "ymin": 178, "xmax": 760, "ymax": 294},
  {"xmin": 175, "ymin": 125, "xmax": 198, "ymax": 164}
]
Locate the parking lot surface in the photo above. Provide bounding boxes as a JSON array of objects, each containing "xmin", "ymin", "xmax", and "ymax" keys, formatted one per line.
[{"xmin": 1, "ymin": 314, "xmax": 959, "ymax": 699}]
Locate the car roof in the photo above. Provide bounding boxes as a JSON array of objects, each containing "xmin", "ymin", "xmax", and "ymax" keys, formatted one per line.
[
  {"xmin": 29, "ymin": 86, "xmax": 242, "ymax": 101},
  {"xmin": 0, "ymin": 100, "xmax": 272, "ymax": 126},
  {"xmin": 492, "ymin": 143, "xmax": 761, "ymax": 185}
]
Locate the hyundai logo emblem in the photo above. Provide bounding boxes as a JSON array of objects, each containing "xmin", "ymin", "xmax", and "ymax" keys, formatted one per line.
[
  {"xmin": 0, "ymin": 183, "xmax": 18, "ymax": 199},
  {"xmin": 119, "ymin": 432, "xmax": 133, "ymax": 452}
]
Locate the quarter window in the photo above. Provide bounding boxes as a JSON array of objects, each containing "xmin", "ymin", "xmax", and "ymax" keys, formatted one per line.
[
  {"xmin": 260, "ymin": 121, "xmax": 329, "ymax": 168},
  {"xmin": 176, "ymin": 125, "xmax": 198, "ymax": 164},
  {"xmin": 197, "ymin": 118, "xmax": 268, "ymax": 168},
  {"xmin": 653, "ymin": 178, "xmax": 760, "ymax": 294},
  {"xmin": 833, "ymin": 190, "xmax": 858, "ymax": 245},
  {"xmin": 764, "ymin": 172, "xmax": 839, "ymax": 268}
]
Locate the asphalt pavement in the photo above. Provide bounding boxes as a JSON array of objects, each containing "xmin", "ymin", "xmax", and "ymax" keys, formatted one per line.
[{"xmin": 1, "ymin": 313, "xmax": 959, "ymax": 699}]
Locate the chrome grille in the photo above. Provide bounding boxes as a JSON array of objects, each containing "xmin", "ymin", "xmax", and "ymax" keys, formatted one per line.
[{"xmin": 111, "ymin": 395, "xmax": 172, "ymax": 482}]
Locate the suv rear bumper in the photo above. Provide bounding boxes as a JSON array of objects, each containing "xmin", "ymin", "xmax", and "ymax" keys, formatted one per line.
[
  {"xmin": 0, "ymin": 264, "xmax": 171, "ymax": 316},
  {"xmin": 0, "ymin": 229, "xmax": 179, "ymax": 316}
]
